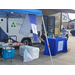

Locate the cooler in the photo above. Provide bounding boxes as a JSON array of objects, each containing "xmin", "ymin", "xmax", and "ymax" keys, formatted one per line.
[
  {"xmin": 2, "ymin": 47, "xmax": 15, "ymax": 59},
  {"xmin": 19, "ymin": 45, "xmax": 40, "ymax": 59}
]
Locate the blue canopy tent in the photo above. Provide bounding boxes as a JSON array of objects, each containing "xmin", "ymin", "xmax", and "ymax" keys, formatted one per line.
[
  {"xmin": 0, "ymin": 9, "xmax": 42, "ymax": 18},
  {"xmin": 0, "ymin": 9, "xmax": 53, "ymax": 65},
  {"xmin": 0, "ymin": 9, "xmax": 42, "ymax": 42},
  {"xmin": 0, "ymin": 9, "xmax": 42, "ymax": 45}
]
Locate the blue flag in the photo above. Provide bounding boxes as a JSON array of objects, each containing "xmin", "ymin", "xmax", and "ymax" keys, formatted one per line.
[{"xmin": 29, "ymin": 15, "xmax": 38, "ymax": 41}]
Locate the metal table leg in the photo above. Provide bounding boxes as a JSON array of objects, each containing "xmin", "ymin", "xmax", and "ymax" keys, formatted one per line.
[
  {"xmin": 5, "ymin": 47, "xmax": 6, "ymax": 61},
  {"xmin": 11, "ymin": 47, "xmax": 12, "ymax": 63},
  {"xmin": 2, "ymin": 50, "xmax": 4, "ymax": 58}
]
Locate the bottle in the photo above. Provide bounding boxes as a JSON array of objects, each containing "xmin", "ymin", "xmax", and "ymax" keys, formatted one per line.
[
  {"xmin": 11, "ymin": 40, "xmax": 13, "ymax": 44},
  {"xmin": 50, "ymin": 36, "xmax": 51, "ymax": 38},
  {"xmin": 25, "ymin": 45, "xmax": 27, "ymax": 58},
  {"xmin": 61, "ymin": 33, "xmax": 63, "ymax": 38},
  {"xmin": 61, "ymin": 31, "xmax": 63, "ymax": 38},
  {"xmin": 53, "ymin": 34, "xmax": 55, "ymax": 38},
  {"xmin": 8, "ymin": 39, "xmax": 10, "ymax": 45},
  {"xmin": 10, "ymin": 40, "xmax": 13, "ymax": 45}
]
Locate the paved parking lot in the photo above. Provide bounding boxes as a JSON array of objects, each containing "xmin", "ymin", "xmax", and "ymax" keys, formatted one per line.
[{"xmin": 0, "ymin": 35, "xmax": 75, "ymax": 65}]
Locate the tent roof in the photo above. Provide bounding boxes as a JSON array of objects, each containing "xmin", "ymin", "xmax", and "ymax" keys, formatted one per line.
[
  {"xmin": 0, "ymin": 9, "xmax": 42, "ymax": 18},
  {"xmin": 1, "ymin": 9, "xmax": 75, "ymax": 18},
  {"xmin": 49, "ymin": 9, "xmax": 75, "ymax": 13},
  {"xmin": 40, "ymin": 9, "xmax": 75, "ymax": 16}
]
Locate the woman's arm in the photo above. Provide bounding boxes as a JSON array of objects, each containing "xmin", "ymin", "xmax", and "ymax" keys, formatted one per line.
[{"xmin": 41, "ymin": 38, "xmax": 45, "ymax": 42}]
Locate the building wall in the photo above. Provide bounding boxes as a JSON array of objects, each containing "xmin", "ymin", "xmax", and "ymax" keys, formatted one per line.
[
  {"xmin": 62, "ymin": 13, "xmax": 70, "ymax": 22},
  {"xmin": 50, "ymin": 13, "xmax": 70, "ymax": 29},
  {"xmin": 50, "ymin": 13, "xmax": 70, "ymax": 22},
  {"xmin": 68, "ymin": 21, "xmax": 74, "ymax": 29},
  {"xmin": 62, "ymin": 22, "xmax": 68, "ymax": 29},
  {"xmin": 62, "ymin": 13, "xmax": 70, "ymax": 29}
]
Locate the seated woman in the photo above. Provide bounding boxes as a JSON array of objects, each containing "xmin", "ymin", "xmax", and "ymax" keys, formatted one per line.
[{"xmin": 40, "ymin": 31, "xmax": 48, "ymax": 53}]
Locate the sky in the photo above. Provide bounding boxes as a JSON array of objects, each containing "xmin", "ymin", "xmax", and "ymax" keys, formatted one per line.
[
  {"xmin": 68, "ymin": 13, "xmax": 75, "ymax": 20},
  {"xmin": 69, "ymin": 9, "xmax": 75, "ymax": 20}
]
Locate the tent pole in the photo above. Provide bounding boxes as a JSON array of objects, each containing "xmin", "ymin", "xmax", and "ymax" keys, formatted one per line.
[
  {"xmin": 7, "ymin": 15, "xmax": 9, "ymax": 39},
  {"xmin": 42, "ymin": 15, "xmax": 53, "ymax": 65},
  {"xmin": 0, "ymin": 22, "xmax": 2, "ymax": 42}
]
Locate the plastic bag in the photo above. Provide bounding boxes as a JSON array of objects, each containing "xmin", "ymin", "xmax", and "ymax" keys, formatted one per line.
[{"xmin": 23, "ymin": 46, "xmax": 33, "ymax": 62}]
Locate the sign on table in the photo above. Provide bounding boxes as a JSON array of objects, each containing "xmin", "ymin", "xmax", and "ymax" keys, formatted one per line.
[{"xmin": 58, "ymin": 41, "xmax": 63, "ymax": 51}]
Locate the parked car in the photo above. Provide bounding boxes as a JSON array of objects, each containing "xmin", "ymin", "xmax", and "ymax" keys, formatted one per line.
[{"xmin": 70, "ymin": 29, "xmax": 75, "ymax": 36}]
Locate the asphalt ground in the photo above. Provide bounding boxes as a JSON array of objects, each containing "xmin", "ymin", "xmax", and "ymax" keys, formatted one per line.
[{"xmin": 0, "ymin": 34, "xmax": 75, "ymax": 65}]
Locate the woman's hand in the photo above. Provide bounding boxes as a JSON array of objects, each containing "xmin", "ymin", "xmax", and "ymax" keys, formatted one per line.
[{"xmin": 41, "ymin": 38, "xmax": 45, "ymax": 42}]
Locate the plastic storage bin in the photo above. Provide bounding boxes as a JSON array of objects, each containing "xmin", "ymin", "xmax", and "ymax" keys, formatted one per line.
[
  {"xmin": 19, "ymin": 46, "xmax": 25, "ymax": 56},
  {"xmin": 19, "ymin": 45, "xmax": 39, "ymax": 59},
  {"xmin": 26, "ymin": 45, "xmax": 39, "ymax": 59},
  {"xmin": 2, "ymin": 47, "xmax": 15, "ymax": 59}
]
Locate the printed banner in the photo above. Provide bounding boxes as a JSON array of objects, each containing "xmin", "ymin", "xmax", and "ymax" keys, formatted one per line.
[{"xmin": 29, "ymin": 15, "xmax": 38, "ymax": 41}]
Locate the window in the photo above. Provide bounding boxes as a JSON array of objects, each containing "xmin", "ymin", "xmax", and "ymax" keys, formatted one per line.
[
  {"xmin": 50, "ymin": 19, "xmax": 53, "ymax": 26},
  {"xmin": 55, "ymin": 19, "xmax": 60, "ymax": 27},
  {"xmin": 63, "ymin": 15, "xmax": 67, "ymax": 20}
]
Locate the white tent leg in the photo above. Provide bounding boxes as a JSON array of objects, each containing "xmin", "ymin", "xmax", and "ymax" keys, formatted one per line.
[{"xmin": 42, "ymin": 16, "xmax": 53, "ymax": 65}]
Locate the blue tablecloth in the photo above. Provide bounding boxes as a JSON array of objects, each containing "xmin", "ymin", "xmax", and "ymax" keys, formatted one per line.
[{"xmin": 44, "ymin": 37, "xmax": 67, "ymax": 56}]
